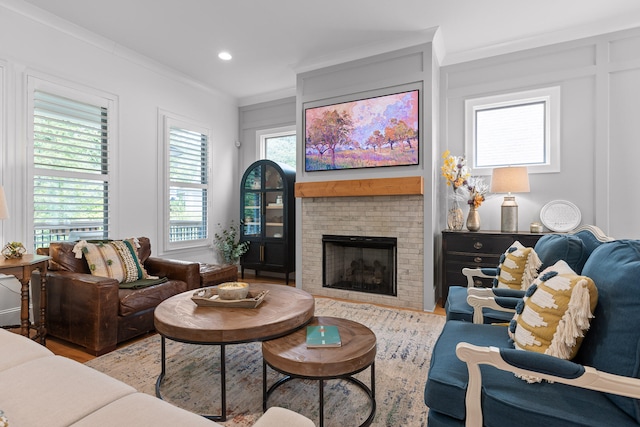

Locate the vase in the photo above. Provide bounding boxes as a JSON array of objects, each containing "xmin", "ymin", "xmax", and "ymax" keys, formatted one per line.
[
  {"xmin": 466, "ymin": 206, "xmax": 480, "ymax": 232},
  {"xmin": 447, "ymin": 200, "xmax": 464, "ymax": 231}
]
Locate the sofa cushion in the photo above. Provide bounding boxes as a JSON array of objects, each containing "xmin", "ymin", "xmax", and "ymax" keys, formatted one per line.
[
  {"xmin": 118, "ymin": 279, "xmax": 187, "ymax": 317},
  {"xmin": 425, "ymin": 321, "xmax": 639, "ymax": 427},
  {"xmin": 480, "ymin": 362, "xmax": 639, "ymax": 427},
  {"xmin": 69, "ymin": 393, "xmax": 218, "ymax": 427},
  {"xmin": 425, "ymin": 321, "xmax": 511, "ymax": 420},
  {"xmin": 75, "ymin": 239, "xmax": 149, "ymax": 283},
  {"xmin": 0, "ymin": 355, "xmax": 135, "ymax": 427},
  {"xmin": 509, "ymin": 260, "xmax": 597, "ymax": 367},
  {"xmin": 0, "ymin": 329, "xmax": 53, "ymax": 372},
  {"xmin": 494, "ymin": 241, "xmax": 541, "ymax": 290},
  {"xmin": 578, "ymin": 240, "xmax": 640, "ymax": 423},
  {"xmin": 534, "ymin": 233, "xmax": 589, "ymax": 273},
  {"xmin": 445, "ymin": 286, "xmax": 515, "ymax": 324}
]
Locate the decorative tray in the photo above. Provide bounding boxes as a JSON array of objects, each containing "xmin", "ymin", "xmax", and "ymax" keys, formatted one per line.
[
  {"xmin": 191, "ymin": 287, "xmax": 269, "ymax": 308},
  {"xmin": 540, "ymin": 200, "xmax": 582, "ymax": 232}
]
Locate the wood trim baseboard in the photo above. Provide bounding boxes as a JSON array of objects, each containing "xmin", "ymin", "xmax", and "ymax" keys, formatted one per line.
[{"xmin": 295, "ymin": 176, "xmax": 423, "ymax": 198}]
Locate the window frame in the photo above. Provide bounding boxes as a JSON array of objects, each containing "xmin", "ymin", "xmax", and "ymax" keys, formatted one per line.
[
  {"xmin": 257, "ymin": 125, "xmax": 296, "ymax": 167},
  {"xmin": 159, "ymin": 111, "xmax": 212, "ymax": 253},
  {"xmin": 26, "ymin": 75, "xmax": 118, "ymax": 249},
  {"xmin": 464, "ymin": 86, "xmax": 560, "ymax": 175}
]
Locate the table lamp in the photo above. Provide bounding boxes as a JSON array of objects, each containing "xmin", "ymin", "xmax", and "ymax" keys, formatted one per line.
[{"xmin": 490, "ymin": 167, "xmax": 529, "ymax": 232}]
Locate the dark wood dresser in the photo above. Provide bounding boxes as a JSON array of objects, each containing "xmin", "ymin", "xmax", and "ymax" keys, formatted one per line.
[{"xmin": 440, "ymin": 230, "xmax": 545, "ymax": 305}]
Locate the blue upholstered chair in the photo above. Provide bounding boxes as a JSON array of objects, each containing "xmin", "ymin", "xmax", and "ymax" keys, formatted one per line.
[
  {"xmin": 445, "ymin": 225, "xmax": 612, "ymax": 324},
  {"xmin": 425, "ymin": 238, "xmax": 640, "ymax": 427}
]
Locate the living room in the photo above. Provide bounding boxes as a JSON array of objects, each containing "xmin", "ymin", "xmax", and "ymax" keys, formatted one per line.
[{"xmin": 1, "ymin": 1, "xmax": 640, "ymax": 425}]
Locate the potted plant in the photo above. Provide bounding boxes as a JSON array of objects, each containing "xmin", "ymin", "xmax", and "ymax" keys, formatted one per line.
[{"xmin": 214, "ymin": 221, "xmax": 249, "ymax": 265}]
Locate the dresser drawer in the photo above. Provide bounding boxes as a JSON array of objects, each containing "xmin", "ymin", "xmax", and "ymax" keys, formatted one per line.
[
  {"xmin": 444, "ymin": 234, "xmax": 518, "ymax": 254},
  {"xmin": 445, "ymin": 253, "xmax": 500, "ymax": 267}
]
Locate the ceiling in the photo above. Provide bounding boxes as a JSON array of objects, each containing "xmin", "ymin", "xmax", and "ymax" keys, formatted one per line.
[{"xmin": 16, "ymin": 0, "xmax": 640, "ymax": 105}]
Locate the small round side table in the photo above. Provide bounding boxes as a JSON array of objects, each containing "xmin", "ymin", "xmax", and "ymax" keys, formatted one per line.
[{"xmin": 262, "ymin": 316, "xmax": 377, "ymax": 427}]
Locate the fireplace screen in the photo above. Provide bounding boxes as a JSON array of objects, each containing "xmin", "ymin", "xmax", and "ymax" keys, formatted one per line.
[{"xmin": 322, "ymin": 235, "xmax": 397, "ymax": 296}]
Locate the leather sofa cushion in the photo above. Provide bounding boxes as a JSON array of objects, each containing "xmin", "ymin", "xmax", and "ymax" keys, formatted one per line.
[{"xmin": 118, "ymin": 279, "xmax": 187, "ymax": 317}]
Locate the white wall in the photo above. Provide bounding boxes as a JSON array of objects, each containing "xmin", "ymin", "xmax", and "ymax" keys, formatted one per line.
[
  {"xmin": 0, "ymin": 4, "xmax": 239, "ymax": 320},
  {"xmin": 440, "ymin": 26, "xmax": 640, "ymax": 239}
]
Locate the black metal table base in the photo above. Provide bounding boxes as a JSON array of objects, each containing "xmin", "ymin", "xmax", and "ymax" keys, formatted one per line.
[
  {"xmin": 263, "ymin": 360, "xmax": 376, "ymax": 427},
  {"xmin": 155, "ymin": 336, "xmax": 227, "ymax": 421}
]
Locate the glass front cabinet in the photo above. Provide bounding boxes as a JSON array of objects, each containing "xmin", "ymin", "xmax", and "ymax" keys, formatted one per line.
[{"xmin": 240, "ymin": 160, "xmax": 295, "ymax": 284}]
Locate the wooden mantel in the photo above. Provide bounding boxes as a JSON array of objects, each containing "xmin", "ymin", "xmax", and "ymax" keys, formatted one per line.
[{"xmin": 295, "ymin": 176, "xmax": 423, "ymax": 198}]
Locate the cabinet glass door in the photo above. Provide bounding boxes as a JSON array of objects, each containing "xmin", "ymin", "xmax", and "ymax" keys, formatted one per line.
[
  {"xmin": 243, "ymin": 192, "xmax": 262, "ymax": 237},
  {"xmin": 264, "ymin": 165, "xmax": 283, "ymax": 190},
  {"xmin": 265, "ymin": 190, "xmax": 284, "ymax": 239},
  {"xmin": 245, "ymin": 166, "xmax": 262, "ymax": 190}
]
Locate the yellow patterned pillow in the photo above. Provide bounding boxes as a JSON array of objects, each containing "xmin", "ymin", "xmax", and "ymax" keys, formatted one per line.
[
  {"xmin": 494, "ymin": 241, "xmax": 542, "ymax": 290},
  {"xmin": 509, "ymin": 260, "xmax": 598, "ymax": 362},
  {"xmin": 72, "ymin": 239, "xmax": 149, "ymax": 283}
]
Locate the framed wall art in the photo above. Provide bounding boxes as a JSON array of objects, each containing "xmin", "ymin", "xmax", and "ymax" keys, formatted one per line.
[{"xmin": 304, "ymin": 89, "xmax": 419, "ymax": 171}]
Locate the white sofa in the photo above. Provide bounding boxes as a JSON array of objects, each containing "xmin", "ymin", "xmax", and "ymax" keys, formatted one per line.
[{"xmin": 0, "ymin": 329, "xmax": 314, "ymax": 427}]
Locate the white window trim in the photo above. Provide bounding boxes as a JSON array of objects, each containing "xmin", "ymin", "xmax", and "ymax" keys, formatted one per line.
[
  {"xmin": 158, "ymin": 110, "xmax": 212, "ymax": 253},
  {"xmin": 257, "ymin": 125, "xmax": 296, "ymax": 160},
  {"xmin": 464, "ymin": 86, "xmax": 560, "ymax": 175},
  {"xmin": 26, "ymin": 74, "xmax": 119, "ymax": 247}
]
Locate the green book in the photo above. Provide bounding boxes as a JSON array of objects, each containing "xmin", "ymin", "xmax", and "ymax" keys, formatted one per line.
[{"xmin": 306, "ymin": 325, "xmax": 341, "ymax": 348}]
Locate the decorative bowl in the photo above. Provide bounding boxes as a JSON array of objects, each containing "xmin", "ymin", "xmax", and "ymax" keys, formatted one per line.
[{"xmin": 217, "ymin": 282, "xmax": 249, "ymax": 300}]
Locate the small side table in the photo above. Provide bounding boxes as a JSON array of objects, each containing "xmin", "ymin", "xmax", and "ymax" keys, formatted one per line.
[
  {"xmin": 262, "ymin": 316, "xmax": 377, "ymax": 427},
  {"xmin": 0, "ymin": 254, "xmax": 50, "ymax": 344}
]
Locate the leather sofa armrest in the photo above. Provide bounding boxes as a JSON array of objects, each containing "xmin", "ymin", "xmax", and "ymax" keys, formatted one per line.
[
  {"xmin": 40, "ymin": 270, "xmax": 120, "ymax": 355},
  {"xmin": 144, "ymin": 257, "xmax": 200, "ymax": 290}
]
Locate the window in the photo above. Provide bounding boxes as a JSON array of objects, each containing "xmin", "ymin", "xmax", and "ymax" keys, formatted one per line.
[
  {"xmin": 162, "ymin": 114, "xmax": 210, "ymax": 250},
  {"xmin": 259, "ymin": 126, "xmax": 296, "ymax": 168},
  {"xmin": 29, "ymin": 82, "xmax": 114, "ymax": 249},
  {"xmin": 465, "ymin": 87, "xmax": 560, "ymax": 174}
]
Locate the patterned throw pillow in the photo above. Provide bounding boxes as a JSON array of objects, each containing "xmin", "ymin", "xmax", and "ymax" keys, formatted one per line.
[
  {"xmin": 72, "ymin": 239, "xmax": 149, "ymax": 283},
  {"xmin": 494, "ymin": 241, "xmax": 542, "ymax": 290},
  {"xmin": 509, "ymin": 260, "xmax": 598, "ymax": 380}
]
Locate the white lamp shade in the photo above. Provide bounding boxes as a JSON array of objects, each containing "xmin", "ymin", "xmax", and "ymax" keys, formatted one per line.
[
  {"xmin": 0, "ymin": 186, "xmax": 8, "ymax": 220},
  {"xmin": 490, "ymin": 166, "xmax": 530, "ymax": 194}
]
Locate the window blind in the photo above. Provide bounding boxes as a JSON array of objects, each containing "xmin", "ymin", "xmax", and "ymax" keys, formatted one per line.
[
  {"xmin": 169, "ymin": 127, "xmax": 208, "ymax": 242},
  {"xmin": 33, "ymin": 90, "xmax": 109, "ymax": 248}
]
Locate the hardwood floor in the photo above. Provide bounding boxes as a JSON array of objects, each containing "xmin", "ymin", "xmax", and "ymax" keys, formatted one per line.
[{"xmin": 45, "ymin": 273, "xmax": 444, "ymax": 363}]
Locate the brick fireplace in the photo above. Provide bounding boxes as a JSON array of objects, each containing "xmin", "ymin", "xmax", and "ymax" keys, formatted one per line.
[{"xmin": 297, "ymin": 177, "xmax": 425, "ymax": 310}]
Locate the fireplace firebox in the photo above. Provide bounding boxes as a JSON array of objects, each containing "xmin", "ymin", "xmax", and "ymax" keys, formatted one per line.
[{"xmin": 322, "ymin": 235, "xmax": 397, "ymax": 296}]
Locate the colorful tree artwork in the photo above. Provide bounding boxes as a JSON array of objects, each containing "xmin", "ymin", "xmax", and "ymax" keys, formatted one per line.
[{"xmin": 305, "ymin": 90, "xmax": 419, "ymax": 171}]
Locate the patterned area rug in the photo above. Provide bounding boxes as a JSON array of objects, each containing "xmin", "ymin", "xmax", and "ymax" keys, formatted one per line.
[{"xmin": 85, "ymin": 297, "xmax": 445, "ymax": 426}]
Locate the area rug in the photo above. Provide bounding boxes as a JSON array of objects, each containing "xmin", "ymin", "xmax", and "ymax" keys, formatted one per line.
[{"xmin": 85, "ymin": 298, "xmax": 445, "ymax": 426}]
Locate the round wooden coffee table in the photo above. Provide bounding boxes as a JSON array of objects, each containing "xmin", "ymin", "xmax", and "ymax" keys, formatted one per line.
[
  {"xmin": 262, "ymin": 316, "xmax": 377, "ymax": 427},
  {"xmin": 154, "ymin": 283, "xmax": 315, "ymax": 421}
]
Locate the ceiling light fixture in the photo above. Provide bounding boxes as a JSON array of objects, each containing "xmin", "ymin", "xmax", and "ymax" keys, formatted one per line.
[{"xmin": 218, "ymin": 51, "xmax": 232, "ymax": 61}]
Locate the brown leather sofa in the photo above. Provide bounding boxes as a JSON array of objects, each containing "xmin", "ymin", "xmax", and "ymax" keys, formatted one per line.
[{"xmin": 34, "ymin": 237, "xmax": 200, "ymax": 355}]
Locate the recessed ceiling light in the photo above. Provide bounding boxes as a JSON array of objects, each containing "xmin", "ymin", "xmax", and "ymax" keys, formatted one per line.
[{"xmin": 218, "ymin": 51, "xmax": 232, "ymax": 61}]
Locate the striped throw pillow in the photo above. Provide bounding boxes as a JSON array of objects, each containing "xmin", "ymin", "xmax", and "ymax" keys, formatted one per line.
[{"xmin": 73, "ymin": 239, "xmax": 149, "ymax": 283}]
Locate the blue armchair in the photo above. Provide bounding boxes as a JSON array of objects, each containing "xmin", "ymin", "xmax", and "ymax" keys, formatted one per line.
[
  {"xmin": 445, "ymin": 225, "xmax": 612, "ymax": 324},
  {"xmin": 425, "ymin": 238, "xmax": 640, "ymax": 427}
]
